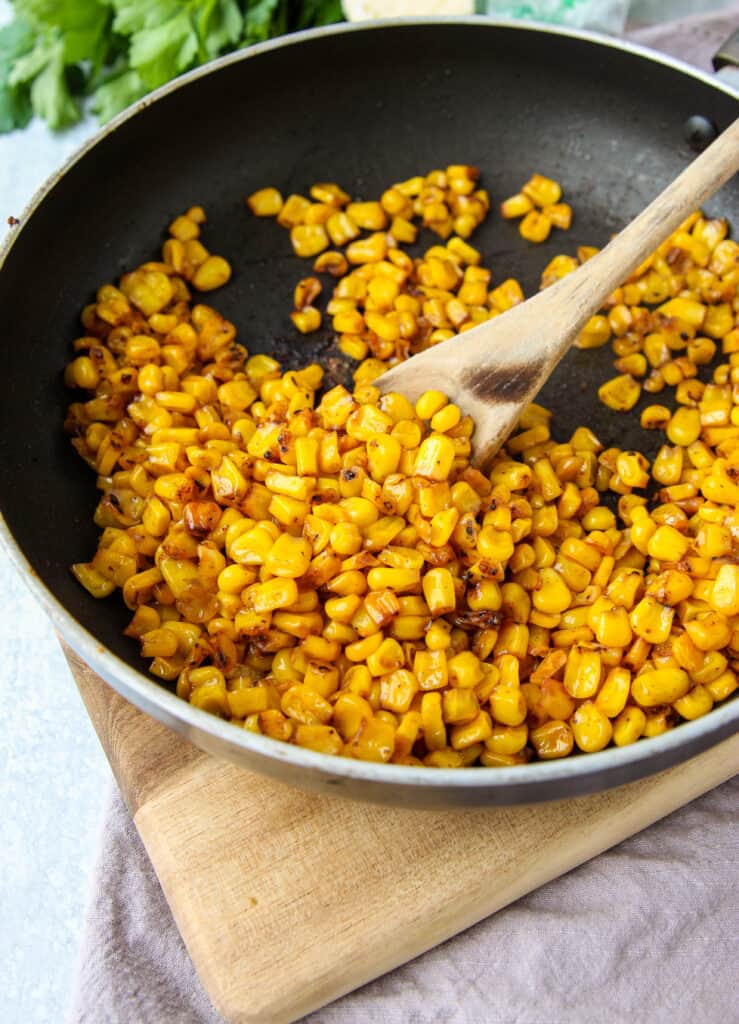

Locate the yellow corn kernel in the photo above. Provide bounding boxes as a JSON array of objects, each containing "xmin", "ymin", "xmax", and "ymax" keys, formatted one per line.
[
  {"xmin": 658, "ymin": 296, "xmax": 706, "ymax": 328},
  {"xmin": 630, "ymin": 596, "xmax": 675, "ymax": 645},
  {"xmin": 450, "ymin": 711, "xmax": 493, "ymax": 750},
  {"xmin": 594, "ymin": 666, "xmax": 631, "ymax": 718},
  {"xmin": 575, "ymin": 315, "xmax": 611, "ymax": 350},
  {"xmin": 430, "ymin": 403, "xmax": 462, "ymax": 434},
  {"xmin": 530, "ymin": 720, "xmax": 574, "ymax": 760},
  {"xmin": 375, "ymin": 668, "xmax": 416, "ymax": 714},
  {"xmin": 478, "ymin": 526, "xmax": 514, "ymax": 564},
  {"xmin": 709, "ymin": 564, "xmax": 739, "ymax": 616},
  {"xmin": 422, "ymin": 567, "xmax": 456, "ymax": 616},
  {"xmin": 490, "ymin": 680, "xmax": 527, "ymax": 727},
  {"xmin": 392, "ymin": 710, "xmax": 422, "ymax": 759},
  {"xmin": 706, "ymin": 670, "xmax": 737, "ymax": 702},
  {"xmin": 616, "ymin": 451, "xmax": 650, "ymax": 489},
  {"xmin": 346, "ymin": 232, "xmax": 387, "ymax": 265},
  {"xmin": 640, "ymin": 404, "xmax": 671, "ymax": 430},
  {"xmin": 631, "ymin": 668, "xmax": 690, "ymax": 707},
  {"xmin": 247, "ymin": 187, "xmax": 284, "ymax": 217},
  {"xmin": 447, "ymin": 651, "xmax": 483, "ymax": 689},
  {"xmin": 309, "ymin": 182, "xmax": 350, "ymax": 207},
  {"xmin": 71, "ymin": 563, "xmax": 117, "ymax": 598},
  {"xmin": 290, "ymin": 224, "xmax": 329, "ymax": 259},
  {"xmin": 248, "ymin": 578, "xmax": 299, "ymax": 613},
  {"xmin": 543, "ymin": 202, "xmax": 572, "ymax": 230},
  {"xmin": 484, "ymin": 723, "xmax": 528, "ymax": 756},
  {"xmin": 666, "ymin": 407, "xmax": 701, "ymax": 446},
  {"xmin": 228, "ymin": 686, "xmax": 272, "ymax": 718},
  {"xmin": 522, "ymin": 173, "xmax": 561, "ymax": 207},
  {"xmin": 332, "ymin": 692, "xmax": 372, "ymax": 740},
  {"xmin": 646, "ymin": 525, "xmax": 689, "ymax": 562},
  {"xmin": 572, "ymin": 702, "xmax": 613, "ymax": 753},
  {"xmin": 489, "ymin": 277, "xmax": 524, "ymax": 313},
  {"xmin": 256, "ymin": 709, "xmax": 292, "ymax": 742},
  {"xmin": 532, "ymin": 568, "xmax": 571, "ymax": 614},
  {"xmin": 442, "ymin": 688, "xmax": 480, "ymax": 725},
  {"xmin": 364, "ymin": 637, "xmax": 403, "ymax": 677},
  {"xmin": 294, "ymin": 724, "xmax": 343, "ymax": 756},
  {"xmin": 192, "ymin": 256, "xmax": 231, "ymax": 292},
  {"xmin": 673, "ymin": 685, "xmax": 714, "ymax": 721},
  {"xmin": 428, "ymin": 508, "xmax": 458, "ymax": 547},
  {"xmin": 421, "ymin": 620, "xmax": 449, "ymax": 652},
  {"xmin": 346, "ymin": 201, "xmax": 387, "ymax": 231},
  {"xmin": 411, "ymin": 648, "xmax": 446, "ymax": 691},
  {"xmin": 589, "ymin": 602, "xmax": 632, "ymax": 648},
  {"xmin": 598, "ymin": 375, "xmax": 641, "ymax": 412},
  {"xmin": 190, "ymin": 678, "xmax": 230, "ymax": 717},
  {"xmin": 291, "ymin": 306, "xmax": 321, "ymax": 334},
  {"xmin": 612, "ymin": 706, "xmax": 646, "ymax": 746},
  {"xmin": 364, "ymin": 433, "xmax": 401, "ymax": 482},
  {"xmin": 411, "ymin": 392, "xmax": 445, "ymax": 423},
  {"xmin": 264, "ymin": 534, "xmax": 312, "ymax": 578},
  {"xmin": 684, "ymin": 612, "xmax": 732, "ymax": 652},
  {"xmin": 519, "ymin": 210, "xmax": 551, "ymax": 243},
  {"xmin": 277, "ymin": 193, "xmax": 311, "ymax": 227},
  {"xmin": 500, "ymin": 193, "xmax": 533, "ymax": 219},
  {"xmin": 268, "ymin": 493, "xmax": 309, "ymax": 528},
  {"xmin": 564, "ymin": 646, "xmax": 602, "ymax": 699},
  {"xmin": 281, "ymin": 684, "xmax": 333, "ymax": 725},
  {"xmin": 421, "ymin": 692, "xmax": 447, "ymax": 752}
]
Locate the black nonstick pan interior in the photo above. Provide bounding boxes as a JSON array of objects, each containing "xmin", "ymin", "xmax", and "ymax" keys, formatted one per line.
[{"xmin": 1, "ymin": 20, "xmax": 737, "ymax": 681}]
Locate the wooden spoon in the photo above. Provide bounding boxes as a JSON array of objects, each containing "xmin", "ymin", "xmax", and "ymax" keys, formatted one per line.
[{"xmin": 377, "ymin": 117, "xmax": 739, "ymax": 468}]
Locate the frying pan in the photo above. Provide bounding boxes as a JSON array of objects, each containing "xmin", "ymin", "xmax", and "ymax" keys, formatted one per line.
[{"xmin": 1, "ymin": 18, "xmax": 738, "ymax": 807}]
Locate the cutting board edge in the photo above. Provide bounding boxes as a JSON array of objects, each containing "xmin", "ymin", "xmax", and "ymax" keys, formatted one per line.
[{"xmin": 132, "ymin": 737, "xmax": 738, "ymax": 1024}]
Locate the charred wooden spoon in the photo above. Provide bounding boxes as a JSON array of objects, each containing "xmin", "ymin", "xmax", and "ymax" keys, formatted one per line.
[{"xmin": 376, "ymin": 118, "xmax": 739, "ymax": 468}]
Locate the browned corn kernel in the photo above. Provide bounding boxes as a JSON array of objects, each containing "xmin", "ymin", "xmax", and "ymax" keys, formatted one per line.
[
  {"xmin": 247, "ymin": 187, "xmax": 284, "ymax": 217},
  {"xmin": 519, "ymin": 210, "xmax": 551, "ymax": 244},
  {"xmin": 522, "ymin": 173, "xmax": 562, "ymax": 207},
  {"xmin": 598, "ymin": 375, "xmax": 641, "ymax": 411}
]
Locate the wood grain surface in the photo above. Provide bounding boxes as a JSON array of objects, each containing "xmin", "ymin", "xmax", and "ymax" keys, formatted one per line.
[{"xmin": 64, "ymin": 644, "xmax": 739, "ymax": 1024}]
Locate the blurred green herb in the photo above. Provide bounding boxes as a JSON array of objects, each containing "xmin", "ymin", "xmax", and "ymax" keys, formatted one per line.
[{"xmin": 0, "ymin": 0, "xmax": 344, "ymax": 133}]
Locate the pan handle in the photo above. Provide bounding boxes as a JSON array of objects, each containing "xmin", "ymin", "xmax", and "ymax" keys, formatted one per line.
[{"xmin": 713, "ymin": 28, "xmax": 739, "ymax": 91}]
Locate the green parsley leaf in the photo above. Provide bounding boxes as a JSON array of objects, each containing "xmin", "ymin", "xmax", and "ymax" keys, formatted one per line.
[
  {"xmin": 243, "ymin": 0, "xmax": 282, "ymax": 45},
  {"xmin": 196, "ymin": 0, "xmax": 243, "ymax": 61},
  {"xmin": 127, "ymin": 11, "xmax": 199, "ymax": 89},
  {"xmin": 13, "ymin": 0, "xmax": 111, "ymax": 65},
  {"xmin": 0, "ymin": 18, "xmax": 35, "ymax": 132},
  {"xmin": 292, "ymin": 0, "xmax": 343, "ymax": 29},
  {"xmin": 10, "ymin": 33, "xmax": 80, "ymax": 129},
  {"xmin": 0, "ymin": 0, "xmax": 347, "ymax": 132},
  {"xmin": 91, "ymin": 65, "xmax": 147, "ymax": 121}
]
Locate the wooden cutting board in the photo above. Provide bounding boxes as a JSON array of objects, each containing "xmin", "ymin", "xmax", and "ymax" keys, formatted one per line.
[{"xmin": 64, "ymin": 643, "xmax": 738, "ymax": 1024}]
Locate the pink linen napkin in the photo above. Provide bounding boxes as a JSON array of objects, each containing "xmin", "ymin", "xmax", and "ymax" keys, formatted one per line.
[{"xmin": 68, "ymin": 9, "xmax": 739, "ymax": 1023}]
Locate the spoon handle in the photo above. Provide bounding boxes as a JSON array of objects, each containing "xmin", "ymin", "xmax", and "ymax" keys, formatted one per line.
[
  {"xmin": 550, "ymin": 116, "xmax": 739, "ymax": 332},
  {"xmin": 376, "ymin": 117, "xmax": 739, "ymax": 468}
]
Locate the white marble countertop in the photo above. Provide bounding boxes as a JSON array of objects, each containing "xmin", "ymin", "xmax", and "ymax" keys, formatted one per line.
[{"xmin": 1, "ymin": 1, "xmax": 737, "ymax": 1022}]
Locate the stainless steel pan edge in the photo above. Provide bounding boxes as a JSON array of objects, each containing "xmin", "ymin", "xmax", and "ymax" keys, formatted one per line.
[{"xmin": 1, "ymin": 18, "xmax": 738, "ymax": 808}]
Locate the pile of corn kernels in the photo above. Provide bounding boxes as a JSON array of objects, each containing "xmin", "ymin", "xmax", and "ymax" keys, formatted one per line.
[{"xmin": 64, "ymin": 166, "xmax": 739, "ymax": 767}]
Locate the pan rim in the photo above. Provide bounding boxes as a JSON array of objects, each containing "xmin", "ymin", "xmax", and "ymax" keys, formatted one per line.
[
  {"xmin": 2, "ymin": 14, "xmax": 737, "ymax": 274},
  {"xmin": 1, "ymin": 16, "xmax": 737, "ymax": 796}
]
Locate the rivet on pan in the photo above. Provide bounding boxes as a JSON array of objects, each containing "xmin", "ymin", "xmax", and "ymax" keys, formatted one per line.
[{"xmin": 683, "ymin": 115, "xmax": 718, "ymax": 152}]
